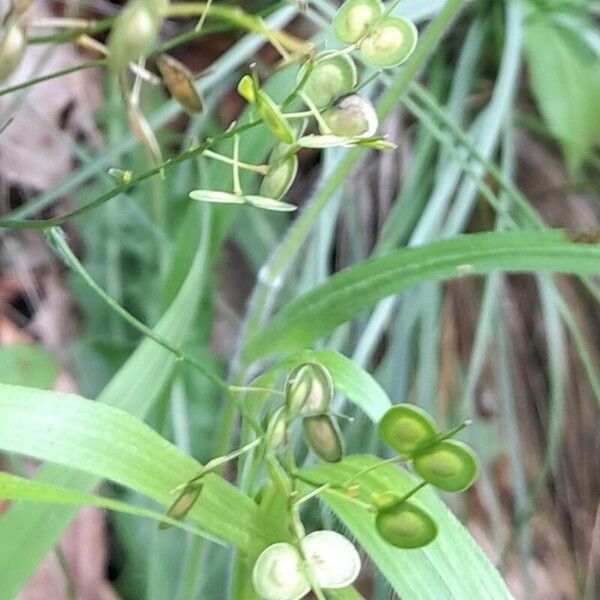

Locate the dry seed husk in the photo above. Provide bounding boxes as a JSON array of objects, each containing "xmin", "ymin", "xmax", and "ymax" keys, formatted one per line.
[
  {"xmin": 156, "ymin": 54, "xmax": 203, "ymax": 114},
  {"xmin": 301, "ymin": 530, "xmax": 361, "ymax": 589},
  {"xmin": 159, "ymin": 483, "xmax": 203, "ymax": 529},
  {"xmin": 252, "ymin": 543, "xmax": 309, "ymax": 600}
]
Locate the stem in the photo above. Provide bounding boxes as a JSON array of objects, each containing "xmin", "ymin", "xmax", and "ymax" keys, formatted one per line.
[
  {"xmin": 0, "ymin": 120, "xmax": 262, "ymax": 230},
  {"xmin": 345, "ymin": 455, "xmax": 406, "ymax": 485},
  {"xmin": 29, "ymin": 17, "xmax": 96, "ymax": 29},
  {"xmin": 293, "ymin": 473, "xmax": 373, "ymax": 510},
  {"xmin": 194, "ymin": 0, "xmax": 214, "ymax": 31},
  {"xmin": 232, "ymin": 133, "xmax": 242, "ymax": 196},
  {"xmin": 202, "ymin": 149, "xmax": 267, "ymax": 174},
  {"xmin": 0, "ymin": 60, "xmax": 105, "ymax": 98},
  {"xmin": 46, "ymin": 228, "xmax": 230, "ymax": 392},
  {"xmin": 299, "ymin": 91, "xmax": 331, "ymax": 133},
  {"xmin": 229, "ymin": 385, "xmax": 284, "ymax": 396}
]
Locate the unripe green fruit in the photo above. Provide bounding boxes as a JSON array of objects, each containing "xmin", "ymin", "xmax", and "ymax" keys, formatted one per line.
[
  {"xmin": 378, "ymin": 404, "xmax": 439, "ymax": 455},
  {"xmin": 260, "ymin": 144, "xmax": 298, "ymax": 200},
  {"xmin": 412, "ymin": 440, "xmax": 479, "ymax": 492},
  {"xmin": 359, "ymin": 16, "xmax": 418, "ymax": 69},
  {"xmin": 0, "ymin": 20, "xmax": 26, "ymax": 83},
  {"xmin": 322, "ymin": 95, "xmax": 378, "ymax": 138},
  {"xmin": 333, "ymin": 0, "xmax": 383, "ymax": 44},
  {"xmin": 376, "ymin": 500, "xmax": 438, "ymax": 548},
  {"xmin": 299, "ymin": 53, "xmax": 357, "ymax": 108}
]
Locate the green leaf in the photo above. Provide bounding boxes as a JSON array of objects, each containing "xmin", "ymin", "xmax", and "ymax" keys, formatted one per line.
[
  {"xmin": 0, "ymin": 235, "xmax": 214, "ymax": 596},
  {"xmin": 525, "ymin": 15, "xmax": 600, "ymax": 174},
  {"xmin": 243, "ymin": 230, "xmax": 600, "ymax": 361},
  {"xmin": 0, "ymin": 384, "xmax": 273, "ymax": 553},
  {"xmin": 0, "ymin": 344, "xmax": 58, "ymax": 389},
  {"xmin": 0, "ymin": 472, "xmax": 222, "ymax": 540},
  {"xmin": 302, "ymin": 456, "xmax": 512, "ymax": 600}
]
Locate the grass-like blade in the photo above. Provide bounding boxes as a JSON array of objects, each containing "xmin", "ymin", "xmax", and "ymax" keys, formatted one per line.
[
  {"xmin": 244, "ymin": 230, "xmax": 600, "ymax": 361},
  {"xmin": 0, "ymin": 384, "xmax": 273, "ymax": 554}
]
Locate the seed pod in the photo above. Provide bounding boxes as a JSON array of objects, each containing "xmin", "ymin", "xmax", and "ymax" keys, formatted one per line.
[
  {"xmin": 0, "ymin": 20, "xmax": 26, "ymax": 83},
  {"xmin": 189, "ymin": 190, "xmax": 245, "ymax": 205},
  {"xmin": 322, "ymin": 95, "xmax": 378, "ymax": 138},
  {"xmin": 378, "ymin": 404, "xmax": 439, "ymax": 455},
  {"xmin": 285, "ymin": 363, "xmax": 334, "ymax": 418},
  {"xmin": 412, "ymin": 440, "xmax": 479, "ymax": 493},
  {"xmin": 256, "ymin": 90, "xmax": 295, "ymax": 144},
  {"xmin": 265, "ymin": 407, "xmax": 287, "ymax": 452},
  {"xmin": 301, "ymin": 530, "xmax": 361, "ymax": 589},
  {"xmin": 237, "ymin": 74, "xmax": 256, "ymax": 103},
  {"xmin": 260, "ymin": 144, "xmax": 298, "ymax": 200},
  {"xmin": 303, "ymin": 414, "xmax": 344, "ymax": 463},
  {"xmin": 156, "ymin": 54, "xmax": 203, "ymax": 114},
  {"xmin": 359, "ymin": 16, "xmax": 418, "ymax": 69},
  {"xmin": 159, "ymin": 483, "xmax": 203, "ymax": 530},
  {"xmin": 299, "ymin": 52, "xmax": 357, "ymax": 108},
  {"xmin": 245, "ymin": 195, "xmax": 297, "ymax": 212},
  {"xmin": 376, "ymin": 500, "xmax": 438, "ymax": 548},
  {"xmin": 252, "ymin": 543, "xmax": 309, "ymax": 600},
  {"xmin": 333, "ymin": 0, "xmax": 383, "ymax": 44},
  {"xmin": 107, "ymin": 0, "xmax": 165, "ymax": 72}
]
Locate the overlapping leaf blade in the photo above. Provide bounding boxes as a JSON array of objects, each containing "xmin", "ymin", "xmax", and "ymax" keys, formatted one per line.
[{"xmin": 244, "ymin": 231, "xmax": 600, "ymax": 361}]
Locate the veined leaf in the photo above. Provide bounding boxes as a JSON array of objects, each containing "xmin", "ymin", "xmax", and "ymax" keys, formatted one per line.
[
  {"xmin": 0, "ymin": 384, "xmax": 273, "ymax": 553},
  {"xmin": 302, "ymin": 456, "xmax": 512, "ymax": 600},
  {"xmin": 525, "ymin": 15, "xmax": 600, "ymax": 175},
  {"xmin": 0, "ymin": 235, "xmax": 214, "ymax": 597},
  {"xmin": 243, "ymin": 231, "xmax": 600, "ymax": 361}
]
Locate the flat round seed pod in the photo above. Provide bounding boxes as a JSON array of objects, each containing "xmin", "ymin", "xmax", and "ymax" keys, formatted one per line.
[
  {"xmin": 159, "ymin": 483, "xmax": 202, "ymax": 529},
  {"xmin": 302, "ymin": 530, "xmax": 361, "ymax": 589},
  {"xmin": 256, "ymin": 91, "xmax": 295, "ymax": 144},
  {"xmin": 376, "ymin": 500, "xmax": 438, "ymax": 548},
  {"xmin": 322, "ymin": 95, "xmax": 378, "ymax": 138},
  {"xmin": 299, "ymin": 53, "xmax": 357, "ymax": 108},
  {"xmin": 333, "ymin": 0, "xmax": 383, "ymax": 44},
  {"xmin": 359, "ymin": 16, "xmax": 418, "ymax": 69},
  {"xmin": 303, "ymin": 414, "xmax": 344, "ymax": 463},
  {"xmin": 285, "ymin": 363, "xmax": 334, "ymax": 418},
  {"xmin": 245, "ymin": 195, "xmax": 297, "ymax": 212},
  {"xmin": 412, "ymin": 440, "xmax": 479, "ymax": 492},
  {"xmin": 378, "ymin": 404, "xmax": 439, "ymax": 455},
  {"xmin": 260, "ymin": 144, "xmax": 298, "ymax": 200},
  {"xmin": 156, "ymin": 54, "xmax": 203, "ymax": 114},
  {"xmin": 252, "ymin": 543, "xmax": 309, "ymax": 600},
  {"xmin": 189, "ymin": 190, "xmax": 245, "ymax": 205}
]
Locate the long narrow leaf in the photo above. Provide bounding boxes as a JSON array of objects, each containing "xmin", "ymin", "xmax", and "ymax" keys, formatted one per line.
[{"xmin": 244, "ymin": 231, "xmax": 600, "ymax": 361}]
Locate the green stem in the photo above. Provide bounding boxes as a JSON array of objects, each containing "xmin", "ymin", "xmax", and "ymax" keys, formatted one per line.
[
  {"xmin": 46, "ymin": 228, "xmax": 229, "ymax": 392},
  {"xmin": 0, "ymin": 60, "xmax": 105, "ymax": 97},
  {"xmin": 0, "ymin": 120, "xmax": 262, "ymax": 230},
  {"xmin": 202, "ymin": 149, "xmax": 268, "ymax": 174}
]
